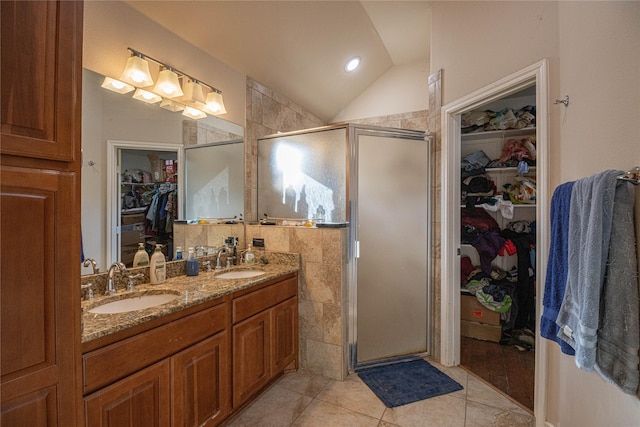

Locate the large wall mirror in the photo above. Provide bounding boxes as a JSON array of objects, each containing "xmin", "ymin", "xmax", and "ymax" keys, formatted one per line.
[{"xmin": 81, "ymin": 68, "xmax": 244, "ymax": 274}]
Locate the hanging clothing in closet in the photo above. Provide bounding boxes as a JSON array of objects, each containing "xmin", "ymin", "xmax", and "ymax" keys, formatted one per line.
[{"xmin": 145, "ymin": 185, "xmax": 177, "ymax": 237}]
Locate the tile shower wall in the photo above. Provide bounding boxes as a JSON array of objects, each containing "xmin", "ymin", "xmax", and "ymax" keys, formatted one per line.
[
  {"xmin": 333, "ymin": 110, "xmax": 428, "ymax": 131},
  {"xmin": 428, "ymin": 69, "xmax": 443, "ymax": 362},
  {"xmin": 246, "ymin": 224, "xmax": 349, "ymax": 381},
  {"xmin": 245, "ymin": 78, "xmax": 326, "ymax": 222},
  {"xmin": 173, "ymin": 223, "xmax": 246, "ymax": 254}
]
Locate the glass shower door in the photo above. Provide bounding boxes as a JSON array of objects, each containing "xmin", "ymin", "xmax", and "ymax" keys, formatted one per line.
[{"xmin": 354, "ymin": 131, "xmax": 430, "ymax": 366}]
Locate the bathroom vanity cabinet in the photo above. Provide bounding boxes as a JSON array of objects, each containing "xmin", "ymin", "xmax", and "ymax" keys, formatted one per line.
[
  {"xmin": 232, "ymin": 274, "xmax": 298, "ymax": 407},
  {"xmin": 82, "ymin": 272, "xmax": 298, "ymax": 426}
]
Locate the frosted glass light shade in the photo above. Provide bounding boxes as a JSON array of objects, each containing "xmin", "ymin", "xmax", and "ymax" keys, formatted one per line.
[
  {"xmin": 182, "ymin": 80, "xmax": 206, "ymax": 105},
  {"xmin": 120, "ymin": 55, "xmax": 154, "ymax": 87},
  {"xmin": 101, "ymin": 77, "xmax": 134, "ymax": 94},
  {"xmin": 153, "ymin": 69, "xmax": 184, "ymax": 98},
  {"xmin": 132, "ymin": 88, "xmax": 162, "ymax": 104},
  {"xmin": 182, "ymin": 106, "xmax": 207, "ymax": 119},
  {"xmin": 205, "ymin": 91, "xmax": 227, "ymax": 114},
  {"xmin": 160, "ymin": 99, "xmax": 185, "ymax": 112}
]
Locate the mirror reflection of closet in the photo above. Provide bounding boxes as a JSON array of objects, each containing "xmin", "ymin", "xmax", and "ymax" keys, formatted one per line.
[{"xmin": 107, "ymin": 141, "xmax": 183, "ymax": 267}]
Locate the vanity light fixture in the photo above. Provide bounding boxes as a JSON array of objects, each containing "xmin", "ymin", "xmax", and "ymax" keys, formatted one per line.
[
  {"xmin": 182, "ymin": 79, "xmax": 206, "ymax": 105},
  {"xmin": 132, "ymin": 88, "xmax": 162, "ymax": 104},
  {"xmin": 345, "ymin": 56, "xmax": 361, "ymax": 72},
  {"xmin": 101, "ymin": 77, "xmax": 134, "ymax": 94},
  {"xmin": 182, "ymin": 106, "xmax": 207, "ymax": 120},
  {"xmin": 160, "ymin": 98, "xmax": 185, "ymax": 112},
  {"xmin": 204, "ymin": 90, "xmax": 227, "ymax": 114},
  {"xmin": 120, "ymin": 53, "xmax": 154, "ymax": 87},
  {"xmin": 153, "ymin": 68, "xmax": 184, "ymax": 99},
  {"xmin": 110, "ymin": 47, "xmax": 227, "ymax": 116}
]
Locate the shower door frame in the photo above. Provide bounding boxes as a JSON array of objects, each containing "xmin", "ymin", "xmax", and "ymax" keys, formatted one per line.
[{"xmin": 347, "ymin": 125, "xmax": 431, "ymax": 372}]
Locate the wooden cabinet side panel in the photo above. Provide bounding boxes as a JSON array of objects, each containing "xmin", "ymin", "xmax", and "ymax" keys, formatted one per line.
[
  {"xmin": 232, "ymin": 311, "xmax": 271, "ymax": 408},
  {"xmin": 271, "ymin": 297, "xmax": 298, "ymax": 374},
  {"xmin": 0, "ymin": 0, "xmax": 82, "ymax": 161},
  {"xmin": 171, "ymin": 333, "xmax": 231, "ymax": 427},
  {"xmin": 84, "ymin": 360, "xmax": 171, "ymax": 427}
]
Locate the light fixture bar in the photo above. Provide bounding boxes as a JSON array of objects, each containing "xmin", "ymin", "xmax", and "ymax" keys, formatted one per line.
[{"xmin": 127, "ymin": 47, "xmax": 223, "ymax": 96}]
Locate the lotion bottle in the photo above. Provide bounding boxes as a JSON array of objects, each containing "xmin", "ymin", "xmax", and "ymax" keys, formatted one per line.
[
  {"xmin": 245, "ymin": 243, "xmax": 255, "ymax": 265},
  {"xmin": 150, "ymin": 244, "xmax": 166, "ymax": 284},
  {"xmin": 133, "ymin": 243, "xmax": 149, "ymax": 267}
]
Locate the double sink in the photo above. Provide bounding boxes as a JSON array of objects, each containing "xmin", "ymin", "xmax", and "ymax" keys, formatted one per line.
[{"xmin": 87, "ymin": 268, "xmax": 266, "ymax": 314}]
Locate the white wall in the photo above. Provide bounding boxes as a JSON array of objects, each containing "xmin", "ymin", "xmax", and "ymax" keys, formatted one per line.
[
  {"xmin": 331, "ymin": 60, "xmax": 430, "ymax": 123},
  {"xmin": 548, "ymin": 2, "xmax": 640, "ymax": 425},
  {"xmin": 431, "ymin": 1, "xmax": 640, "ymax": 425}
]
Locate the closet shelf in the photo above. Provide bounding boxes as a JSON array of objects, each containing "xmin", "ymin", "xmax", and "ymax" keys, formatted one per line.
[{"xmin": 461, "ymin": 127, "xmax": 536, "ymax": 141}]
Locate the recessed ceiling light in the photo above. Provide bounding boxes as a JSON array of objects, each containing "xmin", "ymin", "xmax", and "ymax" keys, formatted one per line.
[{"xmin": 345, "ymin": 57, "xmax": 360, "ymax": 72}]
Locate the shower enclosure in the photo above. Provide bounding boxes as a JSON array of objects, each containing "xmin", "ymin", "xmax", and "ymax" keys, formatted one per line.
[{"xmin": 257, "ymin": 124, "xmax": 431, "ymax": 371}]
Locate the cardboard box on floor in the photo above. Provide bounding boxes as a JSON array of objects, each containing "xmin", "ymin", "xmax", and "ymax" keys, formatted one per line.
[{"xmin": 460, "ymin": 294, "xmax": 502, "ymax": 342}]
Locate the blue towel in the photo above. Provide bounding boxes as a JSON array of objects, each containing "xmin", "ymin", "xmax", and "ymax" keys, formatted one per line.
[
  {"xmin": 540, "ymin": 181, "xmax": 575, "ymax": 355},
  {"xmin": 556, "ymin": 170, "xmax": 623, "ymax": 371}
]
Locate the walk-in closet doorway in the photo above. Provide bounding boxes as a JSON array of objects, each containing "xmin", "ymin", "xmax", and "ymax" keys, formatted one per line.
[{"xmin": 440, "ymin": 60, "xmax": 550, "ymax": 421}]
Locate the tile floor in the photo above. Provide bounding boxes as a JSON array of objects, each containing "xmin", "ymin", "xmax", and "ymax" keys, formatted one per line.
[{"xmin": 225, "ymin": 358, "xmax": 534, "ymax": 427}]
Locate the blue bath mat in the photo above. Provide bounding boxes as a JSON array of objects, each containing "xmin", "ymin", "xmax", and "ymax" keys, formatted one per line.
[{"xmin": 358, "ymin": 359, "xmax": 463, "ymax": 408}]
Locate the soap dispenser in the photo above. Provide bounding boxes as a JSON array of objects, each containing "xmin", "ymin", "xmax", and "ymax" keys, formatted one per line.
[
  {"xmin": 186, "ymin": 247, "xmax": 199, "ymax": 276},
  {"xmin": 133, "ymin": 243, "xmax": 149, "ymax": 267},
  {"xmin": 149, "ymin": 244, "xmax": 166, "ymax": 284}
]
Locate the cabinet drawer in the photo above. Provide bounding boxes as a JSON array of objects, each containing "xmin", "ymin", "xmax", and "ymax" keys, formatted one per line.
[
  {"xmin": 232, "ymin": 275, "xmax": 297, "ymax": 324},
  {"xmin": 83, "ymin": 303, "xmax": 227, "ymax": 394}
]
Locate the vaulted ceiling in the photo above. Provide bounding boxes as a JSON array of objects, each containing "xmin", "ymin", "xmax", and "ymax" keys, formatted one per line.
[{"xmin": 125, "ymin": 1, "xmax": 431, "ymax": 121}]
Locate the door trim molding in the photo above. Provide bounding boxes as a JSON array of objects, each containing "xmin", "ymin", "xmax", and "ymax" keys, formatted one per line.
[{"xmin": 440, "ymin": 59, "xmax": 549, "ymax": 426}]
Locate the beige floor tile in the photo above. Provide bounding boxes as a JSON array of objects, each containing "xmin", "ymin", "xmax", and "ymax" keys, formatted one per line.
[
  {"xmin": 465, "ymin": 375, "xmax": 521, "ymax": 411},
  {"xmin": 227, "ymin": 384, "xmax": 312, "ymax": 427},
  {"xmin": 316, "ymin": 374, "xmax": 387, "ymax": 419},
  {"xmin": 464, "ymin": 400, "xmax": 533, "ymax": 427},
  {"xmin": 381, "ymin": 393, "xmax": 466, "ymax": 427},
  {"xmin": 292, "ymin": 399, "xmax": 380, "ymax": 427},
  {"xmin": 276, "ymin": 369, "xmax": 332, "ymax": 398}
]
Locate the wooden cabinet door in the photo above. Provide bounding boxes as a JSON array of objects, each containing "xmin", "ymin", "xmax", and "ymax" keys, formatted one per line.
[
  {"xmin": 1, "ymin": 0, "xmax": 82, "ymax": 161},
  {"xmin": 271, "ymin": 297, "xmax": 298, "ymax": 375},
  {"xmin": 1, "ymin": 1, "xmax": 83, "ymax": 424},
  {"xmin": 84, "ymin": 360, "xmax": 171, "ymax": 427},
  {"xmin": 172, "ymin": 333, "xmax": 231, "ymax": 427},
  {"xmin": 232, "ymin": 311, "xmax": 271, "ymax": 408},
  {"xmin": 1, "ymin": 166, "xmax": 81, "ymax": 426}
]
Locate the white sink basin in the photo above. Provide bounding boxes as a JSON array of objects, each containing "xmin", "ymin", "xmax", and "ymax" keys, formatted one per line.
[
  {"xmin": 88, "ymin": 293, "xmax": 180, "ymax": 314},
  {"xmin": 215, "ymin": 270, "xmax": 265, "ymax": 279}
]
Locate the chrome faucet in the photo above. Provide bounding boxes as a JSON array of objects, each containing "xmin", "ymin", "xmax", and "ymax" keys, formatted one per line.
[
  {"xmin": 83, "ymin": 258, "xmax": 99, "ymax": 274},
  {"xmin": 215, "ymin": 246, "xmax": 228, "ymax": 270},
  {"xmin": 106, "ymin": 262, "xmax": 126, "ymax": 295}
]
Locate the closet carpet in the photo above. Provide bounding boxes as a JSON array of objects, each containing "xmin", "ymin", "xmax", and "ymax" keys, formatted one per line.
[{"xmin": 460, "ymin": 336, "xmax": 535, "ymax": 411}]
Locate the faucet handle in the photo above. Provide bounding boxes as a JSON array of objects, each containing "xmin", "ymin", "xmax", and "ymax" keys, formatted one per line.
[
  {"xmin": 127, "ymin": 273, "xmax": 144, "ymax": 291},
  {"xmin": 202, "ymin": 260, "xmax": 212, "ymax": 272},
  {"xmin": 81, "ymin": 283, "xmax": 94, "ymax": 300}
]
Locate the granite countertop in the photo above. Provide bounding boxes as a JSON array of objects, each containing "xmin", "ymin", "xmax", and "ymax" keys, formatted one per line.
[{"xmin": 82, "ymin": 261, "xmax": 299, "ymax": 344}]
